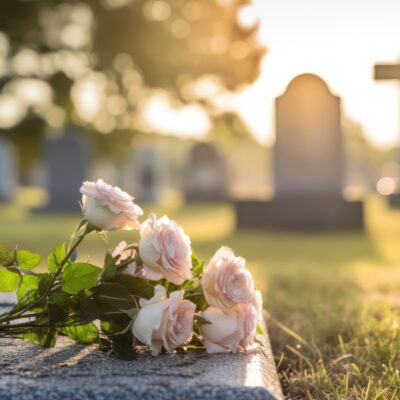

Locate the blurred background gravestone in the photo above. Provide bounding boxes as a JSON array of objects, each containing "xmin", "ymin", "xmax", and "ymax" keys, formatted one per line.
[
  {"xmin": 40, "ymin": 127, "xmax": 90, "ymax": 213},
  {"xmin": 184, "ymin": 143, "xmax": 229, "ymax": 202},
  {"xmin": 0, "ymin": 136, "xmax": 18, "ymax": 203},
  {"xmin": 236, "ymin": 74, "xmax": 364, "ymax": 230},
  {"xmin": 374, "ymin": 62, "xmax": 400, "ymax": 207},
  {"xmin": 131, "ymin": 147, "xmax": 161, "ymax": 203}
]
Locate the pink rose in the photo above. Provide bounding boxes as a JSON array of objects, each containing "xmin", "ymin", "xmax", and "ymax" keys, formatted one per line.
[
  {"xmin": 202, "ymin": 247, "xmax": 255, "ymax": 310},
  {"xmin": 199, "ymin": 304, "xmax": 258, "ymax": 354},
  {"xmin": 112, "ymin": 241, "xmax": 137, "ymax": 276},
  {"xmin": 132, "ymin": 285, "xmax": 196, "ymax": 355},
  {"xmin": 80, "ymin": 179, "xmax": 143, "ymax": 231},
  {"xmin": 138, "ymin": 214, "xmax": 192, "ymax": 285}
]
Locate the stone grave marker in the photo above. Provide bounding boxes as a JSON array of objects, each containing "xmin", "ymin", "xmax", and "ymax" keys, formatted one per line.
[
  {"xmin": 132, "ymin": 147, "xmax": 161, "ymax": 203},
  {"xmin": 0, "ymin": 295, "xmax": 283, "ymax": 400},
  {"xmin": 40, "ymin": 127, "xmax": 90, "ymax": 213},
  {"xmin": 184, "ymin": 143, "xmax": 229, "ymax": 202},
  {"xmin": 236, "ymin": 73, "xmax": 363, "ymax": 230},
  {"xmin": 0, "ymin": 136, "xmax": 18, "ymax": 203},
  {"xmin": 374, "ymin": 62, "xmax": 400, "ymax": 207}
]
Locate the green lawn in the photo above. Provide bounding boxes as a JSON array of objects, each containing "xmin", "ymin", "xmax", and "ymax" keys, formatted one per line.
[{"xmin": 0, "ymin": 195, "xmax": 399, "ymax": 399}]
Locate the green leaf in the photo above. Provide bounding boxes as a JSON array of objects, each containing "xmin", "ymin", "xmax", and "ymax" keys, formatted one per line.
[
  {"xmin": 62, "ymin": 263, "xmax": 101, "ymax": 294},
  {"xmin": 102, "ymin": 251, "xmax": 117, "ymax": 281},
  {"xmin": 62, "ymin": 323, "xmax": 99, "ymax": 344},
  {"xmin": 181, "ymin": 279, "xmax": 200, "ymax": 291},
  {"xmin": 191, "ymin": 251, "xmax": 205, "ymax": 276},
  {"xmin": 17, "ymin": 284, "xmax": 41, "ymax": 303},
  {"xmin": 17, "ymin": 283, "xmax": 29, "ymax": 302},
  {"xmin": 47, "ymin": 243, "xmax": 66, "ymax": 273},
  {"xmin": 17, "ymin": 250, "xmax": 41, "ymax": 270},
  {"xmin": 256, "ymin": 323, "xmax": 265, "ymax": 335},
  {"xmin": 20, "ymin": 328, "xmax": 57, "ymax": 348},
  {"xmin": 93, "ymin": 283, "xmax": 136, "ymax": 311},
  {"xmin": 0, "ymin": 245, "xmax": 14, "ymax": 266},
  {"xmin": 111, "ymin": 334, "xmax": 137, "ymax": 360},
  {"xmin": 22, "ymin": 274, "xmax": 41, "ymax": 289},
  {"xmin": 47, "ymin": 303, "xmax": 68, "ymax": 324},
  {"xmin": 15, "ymin": 274, "xmax": 49, "ymax": 305},
  {"xmin": 38, "ymin": 273, "xmax": 52, "ymax": 296},
  {"xmin": 186, "ymin": 286, "xmax": 208, "ymax": 311},
  {"xmin": 49, "ymin": 292, "xmax": 71, "ymax": 307},
  {"xmin": 115, "ymin": 275, "xmax": 155, "ymax": 299},
  {"xmin": 76, "ymin": 296, "xmax": 102, "ymax": 324},
  {"xmin": 0, "ymin": 267, "xmax": 20, "ymax": 292},
  {"xmin": 72, "ymin": 220, "xmax": 96, "ymax": 241},
  {"xmin": 101, "ymin": 318, "xmax": 132, "ymax": 336}
]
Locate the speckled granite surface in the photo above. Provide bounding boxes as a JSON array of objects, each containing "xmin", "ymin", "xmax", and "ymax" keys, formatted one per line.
[{"xmin": 0, "ymin": 295, "xmax": 283, "ymax": 400}]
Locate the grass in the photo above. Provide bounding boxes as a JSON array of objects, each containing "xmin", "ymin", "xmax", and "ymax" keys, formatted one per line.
[{"xmin": 0, "ymin": 193, "xmax": 399, "ymax": 399}]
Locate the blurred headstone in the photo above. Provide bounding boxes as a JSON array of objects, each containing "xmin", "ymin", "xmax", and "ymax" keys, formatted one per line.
[
  {"xmin": 40, "ymin": 128, "xmax": 90, "ymax": 213},
  {"xmin": 0, "ymin": 136, "xmax": 18, "ymax": 203},
  {"xmin": 21, "ymin": 161, "xmax": 47, "ymax": 188},
  {"xmin": 374, "ymin": 62, "xmax": 400, "ymax": 207},
  {"xmin": 184, "ymin": 143, "xmax": 229, "ymax": 202},
  {"xmin": 236, "ymin": 74, "xmax": 363, "ymax": 230},
  {"xmin": 132, "ymin": 147, "xmax": 161, "ymax": 203}
]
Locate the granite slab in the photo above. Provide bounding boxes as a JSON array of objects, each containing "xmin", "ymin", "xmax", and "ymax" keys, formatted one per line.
[{"xmin": 0, "ymin": 294, "xmax": 283, "ymax": 400}]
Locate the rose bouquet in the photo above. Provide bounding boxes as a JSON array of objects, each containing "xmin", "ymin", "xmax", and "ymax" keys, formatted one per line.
[{"xmin": 0, "ymin": 179, "xmax": 263, "ymax": 359}]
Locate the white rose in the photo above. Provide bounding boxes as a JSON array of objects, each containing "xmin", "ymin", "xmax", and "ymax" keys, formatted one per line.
[
  {"xmin": 138, "ymin": 214, "xmax": 192, "ymax": 285},
  {"xmin": 202, "ymin": 247, "xmax": 255, "ymax": 310},
  {"xmin": 199, "ymin": 304, "xmax": 258, "ymax": 354},
  {"xmin": 132, "ymin": 285, "xmax": 196, "ymax": 355},
  {"xmin": 80, "ymin": 179, "xmax": 143, "ymax": 231}
]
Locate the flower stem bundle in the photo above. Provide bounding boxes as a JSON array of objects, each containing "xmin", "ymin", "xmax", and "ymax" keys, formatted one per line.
[{"xmin": 0, "ymin": 179, "xmax": 263, "ymax": 359}]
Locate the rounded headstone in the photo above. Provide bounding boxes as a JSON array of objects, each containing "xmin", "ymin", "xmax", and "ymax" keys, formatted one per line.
[
  {"xmin": 42, "ymin": 128, "xmax": 90, "ymax": 213},
  {"xmin": 275, "ymin": 73, "xmax": 343, "ymax": 199}
]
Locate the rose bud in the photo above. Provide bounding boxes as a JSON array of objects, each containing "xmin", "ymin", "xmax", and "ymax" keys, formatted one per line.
[
  {"xmin": 199, "ymin": 304, "xmax": 258, "ymax": 354},
  {"xmin": 132, "ymin": 285, "xmax": 196, "ymax": 355},
  {"xmin": 202, "ymin": 247, "xmax": 255, "ymax": 310},
  {"xmin": 80, "ymin": 179, "xmax": 143, "ymax": 231},
  {"xmin": 112, "ymin": 241, "xmax": 137, "ymax": 276},
  {"xmin": 138, "ymin": 214, "xmax": 192, "ymax": 285}
]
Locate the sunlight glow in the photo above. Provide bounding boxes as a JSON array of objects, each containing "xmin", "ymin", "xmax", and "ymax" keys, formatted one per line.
[
  {"xmin": 0, "ymin": 95, "xmax": 26, "ymax": 129},
  {"xmin": 72, "ymin": 73, "xmax": 107, "ymax": 122},
  {"xmin": 143, "ymin": 1, "xmax": 172, "ymax": 21},
  {"xmin": 244, "ymin": 354, "xmax": 264, "ymax": 387},
  {"xmin": 139, "ymin": 91, "xmax": 210, "ymax": 138},
  {"xmin": 8, "ymin": 79, "xmax": 52, "ymax": 107},
  {"xmin": 11, "ymin": 49, "xmax": 40, "ymax": 76},
  {"xmin": 237, "ymin": 5, "xmax": 259, "ymax": 30},
  {"xmin": 233, "ymin": 0, "xmax": 400, "ymax": 148},
  {"xmin": 377, "ymin": 177, "xmax": 397, "ymax": 195}
]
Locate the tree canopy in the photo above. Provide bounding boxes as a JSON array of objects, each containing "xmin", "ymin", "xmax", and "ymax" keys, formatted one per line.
[{"xmin": 0, "ymin": 0, "xmax": 265, "ymax": 133}]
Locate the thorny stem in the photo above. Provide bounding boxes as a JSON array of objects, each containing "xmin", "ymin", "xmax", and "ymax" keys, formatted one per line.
[{"xmin": 0, "ymin": 312, "xmax": 44, "ymax": 323}]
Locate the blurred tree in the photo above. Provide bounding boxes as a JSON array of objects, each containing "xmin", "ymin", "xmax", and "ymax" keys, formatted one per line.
[
  {"xmin": 0, "ymin": 0, "xmax": 265, "ymax": 160},
  {"xmin": 209, "ymin": 112, "xmax": 252, "ymax": 140},
  {"xmin": 92, "ymin": 0, "xmax": 264, "ymax": 96},
  {"xmin": 342, "ymin": 117, "xmax": 387, "ymax": 190}
]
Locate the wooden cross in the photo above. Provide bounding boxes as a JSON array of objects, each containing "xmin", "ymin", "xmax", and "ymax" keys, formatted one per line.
[
  {"xmin": 374, "ymin": 63, "xmax": 400, "ymax": 81},
  {"xmin": 374, "ymin": 62, "xmax": 400, "ymax": 138}
]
